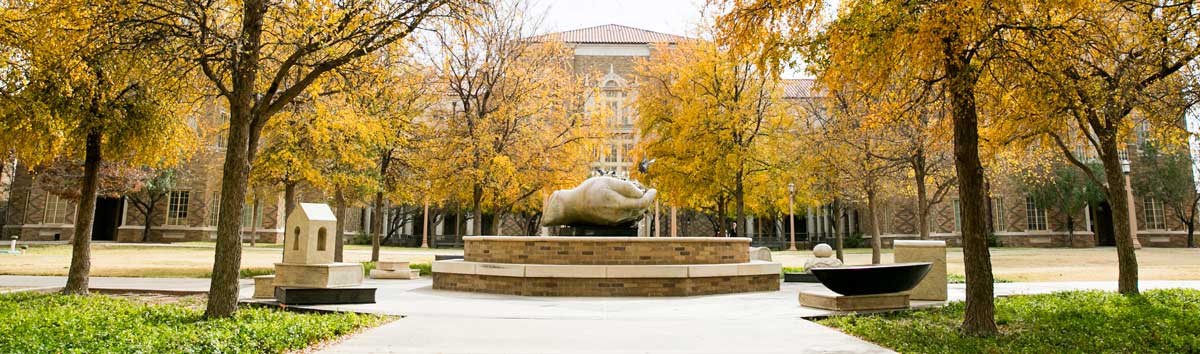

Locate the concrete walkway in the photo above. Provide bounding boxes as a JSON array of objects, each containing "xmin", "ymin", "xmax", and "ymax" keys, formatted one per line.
[
  {"xmin": 3, "ymin": 275, "xmax": 1199, "ymax": 353},
  {"xmin": 297, "ymin": 279, "xmax": 1200, "ymax": 354}
]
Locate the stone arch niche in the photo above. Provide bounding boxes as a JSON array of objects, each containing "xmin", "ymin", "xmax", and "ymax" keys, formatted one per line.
[{"xmin": 317, "ymin": 227, "xmax": 327, "ymax": 251}]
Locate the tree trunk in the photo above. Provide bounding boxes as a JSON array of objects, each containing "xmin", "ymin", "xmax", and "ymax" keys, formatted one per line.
[
  {"xmin": 371, "ymin": 153, "xmax": 390, "ymax": 261},
  {"xmin": 472, "ymin": 183, "xmax": 483, "ymax": 236},
  {"xmin": 372, "ymin": 191, "xmax": 384, "ymax": 261},
  {"xmin": 1098, "ymin": 138, "xmax": 1139, "ymax": 295},
  {"xmin": 717, "ymin": 196, "xmax": 728, "ymax": 237},
  {"xmin": 1066, "ymin": 216, "xmax": 1074, "ymax": 248},
  {"xmin": 141, "ymin": 201, "xmax": 155, "ymax": 242},
  {"xmin": 63, "ymin": 130, "xmax": 102, "ymax": 295},
  {"xmin": 866, "ymin": 186, "xmax": 882, "ymax": 264},
  {"xmin": 284, "ymin": 182, "xmax": 296, "ymax": 223},
  {"xmin": 915, "ymin": 163, "xmax": 930, "ymax": 240},
  {"xmin": 736, "ymin": 172, "xmax": 747, "ymax": 239},
  {"xmin": 204, "ymin": 0, "xmax": 265, "ymax": 319},
  {"xmin": 945, "ymin": 46, "xmax": 998, "ymax": 336},
  {"xmin": 334, "ymin": 188, "xmax": 346, "ymax": 262},
  {"xmin": 249, "ymin": 196, "xmax": 259, "ymax": 247},
  {"xmin": 1188, "ymin": 223, "xmax": 1195, "ymax": 248},
  {"xmin": 1188, "ymin": 197, "xmax": 1197, "ymax": 248},
  {"xmin": 833, "ymin": 199, "xmax": 845, "ymax": 261}
]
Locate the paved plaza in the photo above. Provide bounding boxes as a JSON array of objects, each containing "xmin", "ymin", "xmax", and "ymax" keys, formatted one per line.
[{"xmin": 5, "ymin": 275, "xmax": 1198, "ymax": 353}]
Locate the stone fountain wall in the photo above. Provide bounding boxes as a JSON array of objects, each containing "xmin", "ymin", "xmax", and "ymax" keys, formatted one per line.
[{"xmin": 433, "ymin": 236, "xmax": 781, "ymax": 297}]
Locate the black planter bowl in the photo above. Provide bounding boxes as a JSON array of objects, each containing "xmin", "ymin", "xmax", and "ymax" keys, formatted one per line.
[{"xmin": 809, "ymin": 262, "xmax": 932, "ymax": 296}]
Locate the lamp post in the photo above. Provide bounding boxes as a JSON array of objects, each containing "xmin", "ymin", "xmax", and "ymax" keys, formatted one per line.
[
  {"xmin": 788, "ymin": 182, "xmax": 797, "ymax": 251},
  {"xmin": 1120, "ymin": 159, "xmax": 1142, "ymax": 249},
  {"xmin": 421, "ymin": 181, "xmax": 430, "ymax": 249}
]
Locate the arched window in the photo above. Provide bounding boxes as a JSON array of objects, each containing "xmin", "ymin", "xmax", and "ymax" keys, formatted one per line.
[
  {"xmin": 317, "ymin": 227, "xmax": 327, "ymax": 251},
  {"xmin": 292, "ymin": 227, "xmax": 301, "ymax": 250}
]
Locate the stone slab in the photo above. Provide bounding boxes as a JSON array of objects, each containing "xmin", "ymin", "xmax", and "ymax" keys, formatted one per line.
[
  {"xmin": 253, "ymin": 275, "xmax": 276, "ymax": 299},
  {"xmin": 274, "ymin": 263, "xmax": 364, "ymax": 289},
  {"xmin": 799, "ymin": 290, "xmax": 909, "ymax": 311},
  {"xmin": 737, "ymin": 261, "xmax": 782, "ymax": 276},
  {"xmin": 894, "ymin": 241, "xmax": 947, "ymax": 301},
  {"xmin": 524, "ymin": 264, "xmax": 607, "ymax": 278},
  {"xmin": 370, "ymin": 269, "xmax": 420, "ymax": 280},
  {"xmin": 274, "ymin": 286, "xmax": 376, "ymax": 305},
  {"xmin": 432, "ymin": 260, "xmax": 475, "ymax": 274},
  {"xmin": 476, "ymin": 263, "xmax": 526, "ymax": 277},
  {"xmin": 376, "ymin": 261, "xmax": 410, "ymax": 271},
  {"xmin": 687, "ymin": 264, "xmax": 739, "ymax": 277}
]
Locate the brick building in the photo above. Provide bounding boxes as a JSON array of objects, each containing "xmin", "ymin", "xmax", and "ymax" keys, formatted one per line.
[{"xmin": 1, "ymin": 24, "xmax": 1192, "ymax": 248}]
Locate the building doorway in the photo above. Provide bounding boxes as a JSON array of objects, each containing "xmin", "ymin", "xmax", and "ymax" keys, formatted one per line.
[
  {"xmin": 91, "ymin": 197, "xmax": 123, "ymax": 241},
  {"xmin": 1092, "ymin": 201, "xmax": 1116, "ymax": 246}
]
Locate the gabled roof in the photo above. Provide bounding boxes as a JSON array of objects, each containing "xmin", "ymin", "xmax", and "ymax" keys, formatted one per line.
[
  {"xmin": 782, "ymin": 79, "xmax": 826, "ymax": 99},
  {"xmin": 535, "ymin": 24, "xmax": 688, "ymax": 44},
  {"xmin": 296, "ymin": 203, "xmax": 337, "ymax": 222}
]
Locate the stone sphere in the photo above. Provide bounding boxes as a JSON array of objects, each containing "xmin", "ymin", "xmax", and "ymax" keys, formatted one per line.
[{"xmin": 812, "ymin": 243, "xmax": 834, "ymax": 258}]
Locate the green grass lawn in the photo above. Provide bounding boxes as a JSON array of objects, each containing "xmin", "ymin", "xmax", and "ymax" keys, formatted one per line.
[
  {"xmin": 820, "ymin": 289, "xmax": 1200, "ymax": 353},
  {"xmin": 0, "ymin": 291, "xmax": 390, "ymax": 353}
]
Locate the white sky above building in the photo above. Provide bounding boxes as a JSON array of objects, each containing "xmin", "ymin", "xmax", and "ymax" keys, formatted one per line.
[{"xmin": 539, "ymin": 0, "xmax": 705, "ymax": 36}]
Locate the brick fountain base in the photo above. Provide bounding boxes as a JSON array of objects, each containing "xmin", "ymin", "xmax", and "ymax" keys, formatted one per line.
[{"xmin": 432, "ymin": 236, "xmax": 781, "ymax": 296}]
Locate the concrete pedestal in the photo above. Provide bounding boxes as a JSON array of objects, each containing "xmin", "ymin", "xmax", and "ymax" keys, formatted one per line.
[
  {"xmin": 252, "ymin": 275, "xmax": 276, "ymax": 299},
  {"xmin": 370, "ymin": 269, "xmax": 420, "ymax": 279},
  {"xmin": 273, "ymin": 263, "xmax": 364, "ymax": 288},
  {"xmin": 799, "ymin": 290, "xmax": 909, "ymax": 311},
  {"xmin": 893, "ymin": 240, "xmax": 947, "ymax": 301}
]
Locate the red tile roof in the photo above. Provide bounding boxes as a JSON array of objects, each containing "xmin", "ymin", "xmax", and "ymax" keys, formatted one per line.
[
  {"xmin": 782, "ymin": 79, "xmax": 825, "ymax": 99},
  {"xmin": 535, "ymin": 24, "xmax": 688, "ymax": 44}
]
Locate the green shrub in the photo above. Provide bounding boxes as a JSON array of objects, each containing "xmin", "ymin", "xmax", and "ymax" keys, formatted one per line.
[
  {"xmin": 782, "ymin": 266, "xmax": 807, "ymax": 274},
  {"xmin": 0, "ymin": 292, "xmax": 390, "ymax": 353},
  {"xmin": 946, "ymin": 274, "xmax": 1014, "ymax": 284},
  {"xmin": 820, "ymin": 289, "xmax": 1200, "ymax": 353},
  {"xmin": 844, "ymin": 232, "xmax": 864, "ymax": 248},
  {"xmin": 409, "ymin": 263, "xmax": 432, "ymax": 276},
  {"xmin": 350, "ymin": 232, "xmax": 371, "ymax": 245},
  {"xmin": 361, "ymin": 261, "xmax": 376, "ymax": 276},
  {"xmin": 986, "ymin": 232, "xmax": 1002, "ymax": 247},
  {"xmin": 240, "ymin": 267, "xmax": 274, "ymax": 278}
]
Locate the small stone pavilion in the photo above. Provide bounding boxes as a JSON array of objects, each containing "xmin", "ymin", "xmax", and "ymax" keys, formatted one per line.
[{"xmin": 256, "ymin": 203, "xmax": 369, "ymax": 303}]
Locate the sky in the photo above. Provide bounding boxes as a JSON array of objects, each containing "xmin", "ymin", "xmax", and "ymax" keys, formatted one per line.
[{"xmin": 537, "ymin": 0, "xmax": 707, "ymax": 36}]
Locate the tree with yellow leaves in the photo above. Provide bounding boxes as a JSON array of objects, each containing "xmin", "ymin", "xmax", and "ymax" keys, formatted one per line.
[
  {"xmin": 134, "ymin": 0, "xmax": 480, "ymax": 317},
  {"xmin": 713, "ymin": 0, "xmax": 1079, "ymax": 336},
  {"xmin": 991, "ymin": 0, "xmax": 1200, "ymax": 296},
  {"xmin": 422, "ymin": 0, "xmax": 602, "ymax": 236},
  {"xmin": 798, "ymin": 80, "xmax": 904, "ymax": 264},
  {"xmin": 634, "ymin": 38, "xmax": 793, "ymax": 238},
  {"xmin": 0, "ymin": 0, "xmax": 196, "ymax": 295}
]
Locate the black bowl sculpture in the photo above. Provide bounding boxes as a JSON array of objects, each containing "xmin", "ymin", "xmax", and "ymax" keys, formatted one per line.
[{"xmin": 809, "ymin": 262, "xmax": 932, "ymax": 296}]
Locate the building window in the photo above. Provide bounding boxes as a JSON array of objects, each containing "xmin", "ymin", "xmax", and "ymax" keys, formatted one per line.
[
  {"xmin": 167, "ymin": 191, "xmax": 190, "ymax": 226},
  {"xmin": 952, "ymin": 199, "xmax": 961, "ymax": 233},
  {"xmin": 1026, "ymin": 196, "xmax": 1048, "ymax": 231},
  {"xmin": 208, "ymin": 192, "xmax": 221, "ymax": 227},
  {"xmin": 242, "ymin": 201, "xmax": 264, "ymax": 228},
  {"xmin": 992, "ymin": 197, "xmax": 1005, "ymax": 232},
  {"xmin": 1144, "ymin": 197, "xmax": 1166, "ymax": 230},
  {"xmin": 44, "ymin": 195, "xmax": 72, "ymax": 224}
]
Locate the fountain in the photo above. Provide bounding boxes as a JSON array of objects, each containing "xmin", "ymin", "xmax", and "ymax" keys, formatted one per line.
[{"xmin": 432, "ymin": 176, "xmax": 782, "ymax": 296}]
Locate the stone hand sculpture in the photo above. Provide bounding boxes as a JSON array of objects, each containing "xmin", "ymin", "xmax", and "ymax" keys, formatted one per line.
[{"xmin": 542, "ymin": 176, "xmax": 658, "ymax": 227}]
